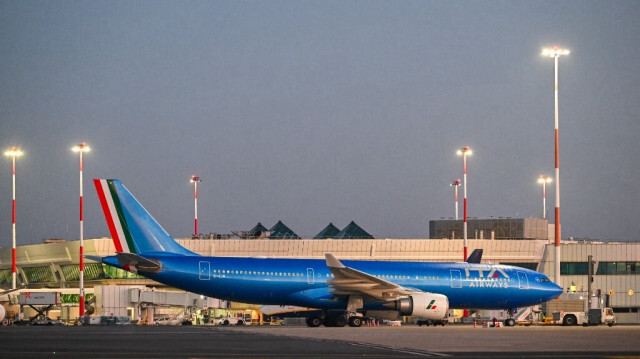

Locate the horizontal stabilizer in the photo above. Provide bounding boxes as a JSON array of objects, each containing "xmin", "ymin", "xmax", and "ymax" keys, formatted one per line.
[
  {"xmin": 84, "ymin": 255, "xmax": 104, "ymax": 263},
  {"xmin": 116, "ymin": 252, "xmax": 162, "ymax": 273}
]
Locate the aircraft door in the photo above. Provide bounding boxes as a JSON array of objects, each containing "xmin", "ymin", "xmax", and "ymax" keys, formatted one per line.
[
  {"xmin": 450, "ymin": 269, "xmax": 462, "ymax": 288},
  {"xmin": 199, "ymin": 261, "xmax": 210, "ymax": 280},
  {"xmin": 517, "ymin": 271, "xmax": 529, "ymax": 289},
  {"xmin": 307, "ymin": 268, "xmax": 314, "ymax": 284}
]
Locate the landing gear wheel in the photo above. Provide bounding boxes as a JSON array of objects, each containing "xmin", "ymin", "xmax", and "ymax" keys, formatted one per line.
[
  {"xmin": 348, "ymin": 317, "xmax": 362, "ymax": 327},
  {"xmin": 307, "ymin": 316, "xmax": 323, "ymax": 327},
  {"xmin": 333, "ymin": 315, "xmax": 347, "ymax": 327},
  {"xmin": 323, "ymin": 317, "xmax": 334, "ymax": 327}
]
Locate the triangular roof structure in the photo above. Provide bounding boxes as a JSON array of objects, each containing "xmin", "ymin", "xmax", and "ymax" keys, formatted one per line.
[
  {"xmin": 334, "ymin": 221, "xmax": 374, "ymax": 239},
  {"xmin": 268, "ymin": 220, "xmax": 300, "ymax": 239},
  {"xmin": 249, "ymin": 222, "xmax": 268, "ymax": 233},
  {"xmin": 247, "ymin": 222, "xmax": 269, "ymax": 239},
  {"xmin": 313, "ymin": 223, "xmax": 341, "ymax": 239}
]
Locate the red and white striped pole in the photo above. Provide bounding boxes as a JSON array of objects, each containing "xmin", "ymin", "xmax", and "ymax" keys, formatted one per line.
[
  {"xmin": 191, "ymin": 175, "xmax": 201, "ymax": 238},
  {"xmin": 450, "ymin": 179, "xmax": 460, "ymax": 220},
  {"xmin": 73, "ymin": 142, "xmax": 90, "ymax": 317},
  {"xmin": 5, "ymin": 147, "xmax": 22, "ymax": 290},
  {"xmin": 457, "ymin": 146, "xmax": 472, "ymax": 261},
  {"xmin": 543, "ymin": 46, "xmax": 569, "ymax": 285}
]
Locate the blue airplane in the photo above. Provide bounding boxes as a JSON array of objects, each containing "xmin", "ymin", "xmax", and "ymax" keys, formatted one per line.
[{"xmin": 91, "ymin": 179, "xmax": 562, "ymax": 327}]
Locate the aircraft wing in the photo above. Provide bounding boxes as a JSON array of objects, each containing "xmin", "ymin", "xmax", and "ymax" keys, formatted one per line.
[{"xmin": 325, "ymin": 253, "xmax": 419, "ymax": 301}]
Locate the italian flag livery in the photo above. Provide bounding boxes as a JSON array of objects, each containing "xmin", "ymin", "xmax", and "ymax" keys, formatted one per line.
[
  {"xmin": 93, "ymin": 179, "xmax": 194, "ymax": 256},
  {"xmin": 94, "ymin": 179, "xmax": 135, "ymax": 254}
]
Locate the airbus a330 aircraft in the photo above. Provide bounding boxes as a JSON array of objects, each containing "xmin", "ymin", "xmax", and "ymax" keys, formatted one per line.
[{"xmin": 91, "ymin": 179, "xmax": 562, "ymax": 327}]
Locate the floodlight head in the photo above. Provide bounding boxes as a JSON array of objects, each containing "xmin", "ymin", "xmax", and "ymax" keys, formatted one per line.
[
  {"xmin": 457, "ymin": 146, "xmax": 472, "ymax": 156},
  {"xmin": 72, "ymin": 142, "xmax": 90, "ymax": 153},
  {"xmin": 4, "ymin": 147, "xmax": 23, "ymax": 157},
  {"xmin": 537, "ymin": 175, "xmax": 552, "ymax": 184},
  {"xmin": 542, "ymin": 47, "xmax": 570, "ymax": 58}
]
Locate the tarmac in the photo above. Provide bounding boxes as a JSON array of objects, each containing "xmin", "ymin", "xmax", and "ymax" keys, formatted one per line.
[{"xmin": 0, "ymin": 324, "xmax": 639, "ymax": 358}]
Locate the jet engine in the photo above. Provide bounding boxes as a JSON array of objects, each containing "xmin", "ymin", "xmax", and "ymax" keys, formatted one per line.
[{"xmin": 386, "ymin": 293, "xmax": 449, "ymax": 320}]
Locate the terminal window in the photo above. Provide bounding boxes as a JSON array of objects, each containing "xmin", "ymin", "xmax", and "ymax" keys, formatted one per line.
[
  {"xmin": 596, "ymin": 262, "xmax": 639, "ymax": 275},
  {"xmin": 560, "ymin": 262, "xmax": 588, "ymax": 275}
]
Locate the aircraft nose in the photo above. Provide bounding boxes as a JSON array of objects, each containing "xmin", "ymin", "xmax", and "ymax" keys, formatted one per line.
[{"xmin": 549, "ymin": 283, "xmax": 563, "ymax": 298}]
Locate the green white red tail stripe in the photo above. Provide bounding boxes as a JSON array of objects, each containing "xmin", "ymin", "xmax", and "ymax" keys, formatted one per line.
[{"xmin": 94, "ymin": 179, "xmax": 135, "ymax": 254}]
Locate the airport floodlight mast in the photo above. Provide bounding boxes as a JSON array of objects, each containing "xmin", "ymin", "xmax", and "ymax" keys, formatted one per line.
[
  {"xmin": 450, "ymin": 179, "xmax": 461, "ymax": 220},
  {"xmin": 4, "ymin": 147, "xmax": 23, "ymax": 290},
  {"xmin": 456, "ymin": 146, "xmax": 472, "ymax": 261},
  {"xmin": 537, "ymin": 175, "xmax": 552, "ymax": 219},
  {"xmin": 543, "ymin": 46, "xmax": 569, "ymax": 285},
  {"xmin": 72, "ymin": 142, "xmax": 90, "ymax": 316},
  {"xmin": 190, "ymin": 175, "xmax": 201, "ymax": 237}
]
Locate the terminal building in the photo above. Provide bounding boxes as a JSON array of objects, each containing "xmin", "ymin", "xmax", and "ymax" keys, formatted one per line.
[
  {"xmin": 1, "ymin": 219, "xmax": 638, "ymax": 324},
  {"xmin": 429, "ymin": 218, "xmax": 551, "ymax": 240}
]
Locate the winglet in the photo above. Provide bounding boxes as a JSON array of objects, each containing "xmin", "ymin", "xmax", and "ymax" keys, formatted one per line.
[
  {"xmin": 325, "ymin": 253, "xmax": 345, "ymax": 268},
  {"xmin": 466, "ymin": 249, "xmax": 483, "ymax": 263}
]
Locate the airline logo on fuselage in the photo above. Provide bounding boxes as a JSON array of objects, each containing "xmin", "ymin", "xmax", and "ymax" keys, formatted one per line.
[
  {"xmin": 426, "ymin": 299, "xmax": 437, "ymax": 310},
  {"xmin": 465, "ymin": 267, "xmax": 511, "ymax": 288}
]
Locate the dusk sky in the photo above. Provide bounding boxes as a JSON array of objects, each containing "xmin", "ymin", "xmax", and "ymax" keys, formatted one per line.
[{"xmin": 1, "ymin": 1, "xmax": 638, "ymax": 245}]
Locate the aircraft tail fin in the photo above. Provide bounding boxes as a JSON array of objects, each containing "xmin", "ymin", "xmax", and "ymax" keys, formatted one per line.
[
  {"xmin": 94, "ymin": 179, "xmax": 195, "ymax": 256},
  {"xmin": 466, "ymin": 249, "xmax": 483, "ymax": 263}
]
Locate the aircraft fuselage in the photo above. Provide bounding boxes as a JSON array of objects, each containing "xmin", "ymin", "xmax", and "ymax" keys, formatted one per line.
[{"xmin": 105, "ymin": 255, "xmax": 560, "ymax": 311}]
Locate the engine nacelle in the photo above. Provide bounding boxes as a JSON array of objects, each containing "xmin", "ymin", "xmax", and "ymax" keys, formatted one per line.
[{"xmin": 390, "ymin": 293, "xmax": 449, "ymax": 320}]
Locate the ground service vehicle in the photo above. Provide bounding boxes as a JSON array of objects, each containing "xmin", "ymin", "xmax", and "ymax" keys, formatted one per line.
[
  {"xmin": 547, "ymin": 298, "xmax": 615, "ymax": 326},
  {"xmin": 555, "ymin": 307, "xmax": 616, "ymax": 326},
  {"xmin": 218, "ymin": 314, "xmax": 248, "ymax": 325},
  {"xmin": 32, "ymin": 315, "xmax": 64, "ymax": 326}
]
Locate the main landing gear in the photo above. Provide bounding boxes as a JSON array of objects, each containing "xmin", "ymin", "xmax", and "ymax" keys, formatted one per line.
[{"xmin": 306, "ymin": 312, "xmax": 363, "ymax": 327}]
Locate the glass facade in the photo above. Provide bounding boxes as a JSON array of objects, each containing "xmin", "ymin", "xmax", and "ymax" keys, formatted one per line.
[
  {"xmin": 22, "ymin": 266, "xmax": 55, "ymax": 283},
  {"xmin": 0, "ymin": 269, "xmax": 11, "ymax": 285},
  {"xmin": 560, "ymin": 262, "xmax": 588, "ymax": 275},
  {"xmin": 597, "ymin": 262, "xmax": 639, "ymax": 275},
  {"xmin": 61, "ymin": 263, "xmax": 106, "ymax": 281},
  {"xmin": 103, "ymin": 264, "xmax": 144, "ymax": 279}
]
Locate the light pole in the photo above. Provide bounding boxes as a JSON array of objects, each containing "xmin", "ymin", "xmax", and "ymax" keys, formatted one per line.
[
  {"xmin": 457, "ymin": 146, "xmax": 472, "ymax": 261},
  {"xmin": 4, "ymin": 147, "xmax": 23, "ymax": 290},
  {"xmin": 537, "ymin": 175, "xmax": 552, "ymax": 219},
  {"xmin": 190, "ymin": 175, "xmax": 201, "ymax": 238},
  {"xmin": 450, "ymin": 179, "xmax": 461, "ymax": 220},
  {"xmin": 543, "ymin": 46, "xmax": 569, "ymax": 284},
  {"xmin": 72, "ymin": 142, "xmax": 90, "ymax": 316}
]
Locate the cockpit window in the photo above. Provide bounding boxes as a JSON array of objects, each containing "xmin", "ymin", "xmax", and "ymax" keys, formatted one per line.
[{"xmin": 540, "ymin": 277, "xmax": 551, "ymax": 283}]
